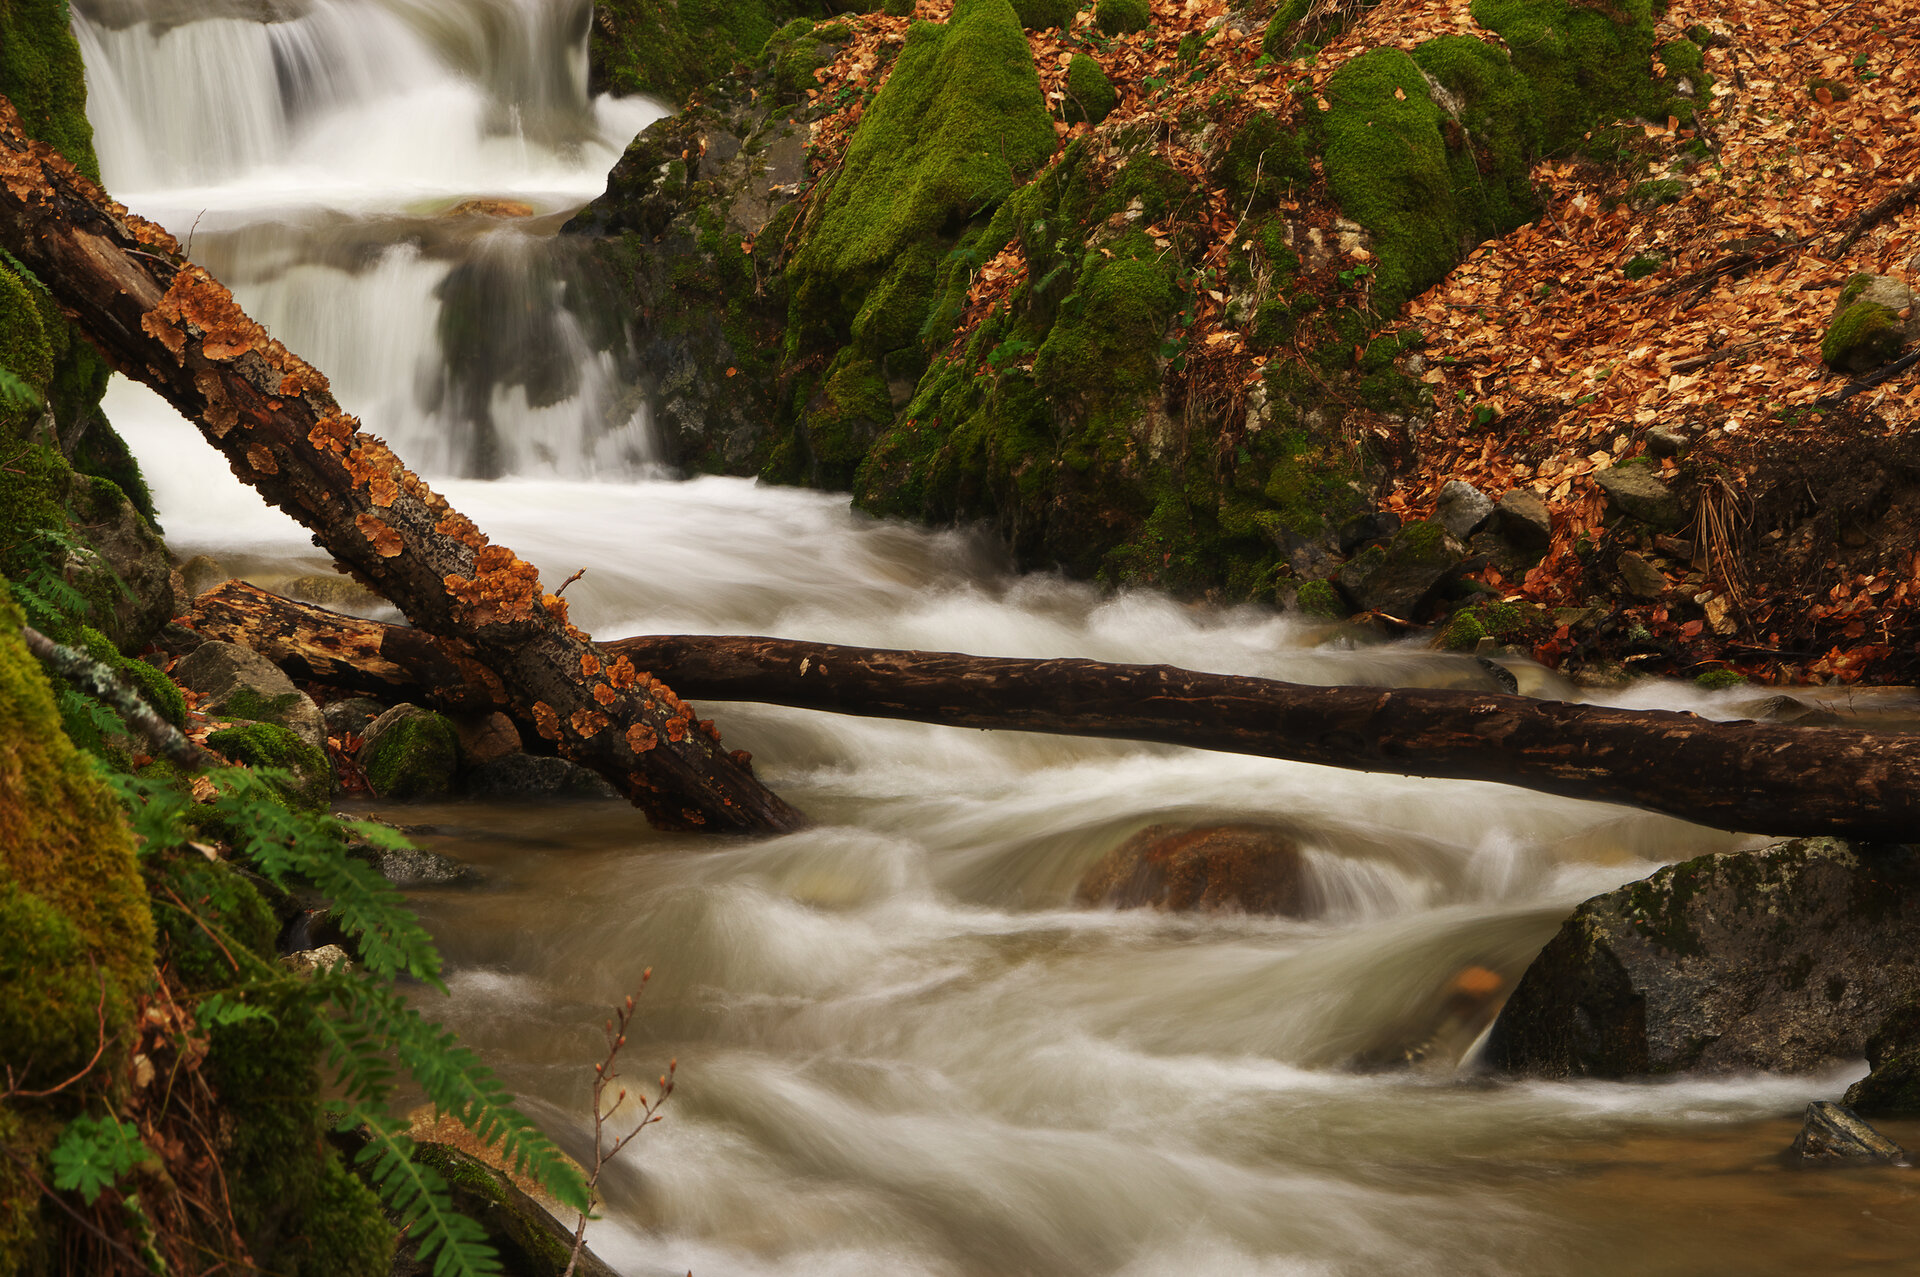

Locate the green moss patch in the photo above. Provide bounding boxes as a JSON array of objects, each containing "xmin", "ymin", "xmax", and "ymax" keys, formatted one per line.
[
  {"xmin": 1822, "ymin": 299, "xmax": 1903, "ymax": 371},
  {"xmin": 1095, "ymin": 0, "xmax": 1150, "ymax": 36},
  {"xmin": 360, "ymin": 709, "xmax": 460, "ymax": 803},
  {"xmin": 207, "ymin": 722, "xmax": 332, "ymax": 813},
  {"xmin": 1065, "ymin": 53, "xmax": 1118, "ymax": 125}
]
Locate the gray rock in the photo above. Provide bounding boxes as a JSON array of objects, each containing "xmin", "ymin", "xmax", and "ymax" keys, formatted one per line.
[
  {"xmin": 1594, "ymin": 460, "xmax": 1683, "ymax": 528},
  {"xmin": 1616, "ymin": 550, "xmax": 1671, "ymax": 598},
  {"xmin": 1335, "ymin": 510, "xmax": 1401, "ymax": 555},
  {"xmin": 463, "ymin": 753, "xmax": 619, "ymax": 800},
  {"xmin": 1645, "ymin": 427, "xmax": 1689, "ymax": 458},
  {"xmin": 1434, "ymin": 480, "xmax": 1495, "ymax": 541},
  {"xmin": 1333, "ymin": 520, "xmax": 1466, "ymax": 618},
  {"xmin": 1494, "ymin": 488, "xmax": 1553, "ymax": 554},
  {"xmin": 173, "ymin": 640, "xmax": 326, "ymax": 750},
  {"xmin": 279, "ymin": 944, "xmax": 352, "ymax": 978},
  {"xmin": 347, "ymin": 838, "xmax": 480, "ymax": 888},
  {"xmin": 322, "ymin": 696, "xmax": 387, "ymax": 739},
  {"xmin": 1787, "ymin": 1102, "xmax": 1908, "ymax": 1165},
  {"xmin": 1487, "ymin": 838, "xmax": 1920, "ymax": 1077},
  {"xmin": 1843, "ymin": 1003, "xmax": 1920, "ymax": 1116}
]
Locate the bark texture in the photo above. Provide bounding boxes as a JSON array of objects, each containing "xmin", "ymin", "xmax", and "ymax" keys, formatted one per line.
[
  {"xmin": 0, "ymin": 97, "xmax": 803, "ymax": 833},
  {"xmin": 189, "ymin": 580, "xmax": 1920, "ymax": 842}
]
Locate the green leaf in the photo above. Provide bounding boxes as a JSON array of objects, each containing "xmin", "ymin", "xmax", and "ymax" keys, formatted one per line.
[{"xmin": 49, "ymin": 1115, "xmax": 153, "ymax": 1206}]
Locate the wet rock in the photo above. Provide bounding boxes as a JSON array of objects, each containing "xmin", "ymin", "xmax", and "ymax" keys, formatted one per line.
[
  {"xmin": 346, "ymin": 836, "xmax": 479, "ymax": 888},
  {"xmin": 1494, "ymin": 488, "xmax": 1552, "ymax": 554},
  {"xmin": 1593, "ymin": 459, "xmax": 1683, "ymax": 528},
  {"xmin": 1434, "ymin": 480, "xmax": 1495, "ymax": 541},
  {"xmin": 1822, "ymin": 273, "xmax": 1917, "ymax": 373},
  {"xmin": 270, "ymin": 572, "xmax": 389, "ymax": 613},
  {"xmin": 176, "ymin": 553, "xmax": 229, "ymax": 599},
  {"xmin": 463, "ymin": 753, "xmax": 619, "ymax": 800},
  {"xmin": 1487, "ymin": 838, "xmax": 1920, "ymax": 1078},
  {"xmin": 1843, "ymin": 1003, "xmax": 1920, "ymax": 1116},
  {"xmin": 443, "ymin": 198, "xmax": 534, "ymax": 219},
  {"xmin": 357, "ymin": 704, "xmax": 460, "ymax": 802},
  {"xmin": 450, "ymin": 710, "xmax": 522, "ymax": 766},
  {"xmin": 173, "ymin": 639, "xmax": 326, "ymax": 750},
  {"xmin": 279, "ymin": 944, "xmax": 351, "ymax": 978},
  {"xmin": 1616, "ymin": 550, "xmax": 1671, "ymax": 599},
  {"xmin": 1076, "ymin": 824, "xmax": 1314, "ymax": 916},
  {"xmin": 1787, "ymin": 1101, "xmax": 1909, "ymax": 1166},
  {"xmin": 1725, "ymin": 693, "xmax": 1845, "ymax": 727},
  {"xmin": 1353, "ymin": 965, "xmax": 1510, "ymax": 1070},
  {"xmin": 206, "ymin": 721, "xmax": 332, "ymax": 812},
  {"xmin": 322, "ymin": 696, "xmax": 387, "ymax": 739},
  {"xmin": 1333, "ymin": 520, "xmax": 1466, "ymax": 618}
]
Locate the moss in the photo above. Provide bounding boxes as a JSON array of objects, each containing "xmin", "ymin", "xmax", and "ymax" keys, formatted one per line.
[
  {"xmin": 0, "ymin": 0, "xmax": 102, "ymax": 184},
  {"xmin": 1694, "ymin": 669, "xmax": 1747, "ymax": 690},
  {"xmin": 206, "ymin": 722, "xmax": 332, "ymax": 814},
  {"xmin": 588, "ymin": 0, "xmax": 833, "ymax": 105},
  {"xmin": 1295, "ymin": 578, "xmax": 1347, "ymax": 619},
  {"xmin": 1837, "ymin": 272, "xmax": 1876, "ymax": 309},
  {"xmin": 800, "ymin": 351, "xmax": 895, "ymax": 488},
  {"xmin": 1064, "ymin": 52, "xmax": 1118, "ymax": 125},
  {"xmin": 1034, "ymin": 247, "xmax": 1178, "ymax": 405},
  {"xmin": 1215, "ymin": 111, "xmax": 1311, "ymax": 211},
  {"xmin": 360, "ymin": 710, "xmax": 459, "ymax": 803},
  {"xmin": 1626, "ymin": 177, "xmax": 1683, "ymax": 210},
  {"xmin": 1468, "ymin": 0, "xmax": 1664, "ymax": 151},
  {"xmin": 1623, "ymin": 252, "xmax": 1664, "ymax": 280},
  {"xmin": 764, "ymin": 18, "xmax": 830, "ymax": 98},
  {"xmin": 1011, "ymin": 0, "xmax": 1077, "ymax": 30},
  {"xmin": 1094, "ymin": 0, "xmax": 1150, "ymax": 36},
  {"xmin": 1439, "ymin": 597, "xmax": 1547, "ymax": 650},
  {"xmin": 1821, "ymin": 299, "xmax": 1902, "ymax": 370},
  {"xmin": 79, "ymin": 626, "xmax": 186, "ymax": 728},
  {"xmin": 788, "ymin": 0, "xmax": 1055, "ymax": 347}
]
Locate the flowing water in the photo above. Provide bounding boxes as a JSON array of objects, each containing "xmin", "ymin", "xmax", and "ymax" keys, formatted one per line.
[{"xmin": 73, "ymin": 3, "xmax": 1920, "ymax": 1272}]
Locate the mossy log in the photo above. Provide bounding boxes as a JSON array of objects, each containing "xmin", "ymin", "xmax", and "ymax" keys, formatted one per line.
[
  {"xmin": 191, "ymin": 579, "xmax": 1920, "ymax": 842},
  {"xmin": 0, "ymin": 98, "xmax": 804, "ymax": 834}
]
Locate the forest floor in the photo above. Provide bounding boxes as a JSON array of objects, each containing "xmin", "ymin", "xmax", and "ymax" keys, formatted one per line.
[{"xmin": 789, "ymin": 0, "xmax": 1920, "ymax": 686}]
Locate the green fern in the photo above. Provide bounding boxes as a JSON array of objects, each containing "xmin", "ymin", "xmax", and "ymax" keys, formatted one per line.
[
  {"xmin": 347, "ymin": 1116, "xmax": 501, "ymax": 1277},
  {"xmin": 0, "ymin": 363, "xmax": 41, "ymax": 411}
]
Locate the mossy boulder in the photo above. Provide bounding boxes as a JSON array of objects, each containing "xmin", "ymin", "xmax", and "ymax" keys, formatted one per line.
[
  {"xmin": 357, "ymin": 704, "xmax": 460, "ymax": 803},
  {"xmin": 587, "ymin": 0, "xmax": 835, "ymax": 106},
  {"xmin": 173, "ymin": 640, "xmax": 327, "ymax": 750},
  {"xmin": 1592, "ymin": 457, "xmax": 1682, "ymax": 528},
  {"xmin": 1437, "ymin": 596, "xmax": 1547, "ymax": 651},
  {"xmin": 1064, "ymin": 52, "xmax": 1117, "ymax": 125},
  {"xmin": 1821, "ymin": 274, "xmax": 1914, "ymax": 372},
  {"xmin": 1487, "ymin": 838, "xmax": 1920, "ymax": 1077},
  {"xmin": 207, "ymin": 721, "xmax": 332, "ymax": 813},
  {"xmin": 1011, "ymin": 0, "xmax": 1077, "ymax": 31},
  {"xmin": 80, "ymin": 625, "xmax": 186, "ymax": 727},
  {"xmin": 1094, "ymin": 0, "xmax": 1149, "ymax": 36},
  {"xmin": 1333, "ymin": 519, "xmax": 1465, "ymax": 617}
]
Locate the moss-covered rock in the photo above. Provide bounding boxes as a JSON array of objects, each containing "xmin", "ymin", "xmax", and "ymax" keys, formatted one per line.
[
  {"xmin": 1094, "ymin": 0, "xmax": 1149, "ymax": 36},
  {"xmin": 1488, "ymin": 838, "xmax": 1920, "ymax": 1077},
  {"xmin": 80, "ymin": 625, "xmax": 185, "ymax": 727},
  {"xmin": 1011, "ymin": 0, "xmax": 1077, "ymax": 30},
  {"xmin": 587, "ymin": 0, "xmax": 836, "ymax": 106},
  {"xmin": 207, "ymin": 721, "xmax": 333, "ymax": 813},
  {"xmin": 405, "ymin": 1142, "xmax": 614, "ymax": 1277},
  {"xmin": 0, "ymin": 0, "xmax": 102, "ymax": 184},
  {"xmin": 1064, "ymin": 52, "xmax": 1117, "ymax": 125},
  {"xmin": 1333, "ymin": 519, "xmax": 1465, "ymax": 617},
  {"xmin": 357, "ymin": 704, "xmax": 460, "ymax": 803},
  {"xmin": 1822, "ymin": 293, "xmax": 1908, "ymax": 373},
  {"xmin": 1437, "ymin": 596, "xmax": 1548, "ymax": 651}
]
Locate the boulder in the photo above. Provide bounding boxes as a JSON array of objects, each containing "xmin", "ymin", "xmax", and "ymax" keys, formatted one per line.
[
  {"xmin": 1434, "ymin": 479, "xmax": 1495, "ymax": 541},
  {"xmin": 1593, "ymin": 459, "xmax": 1683, "ymax": 528},
  {"xmin": 450, "ymin": 710, "xmax": 522, "ymax": 766},
  {"xmin": 462, "ymin": 752, "xmax": 619, "ymax": 800},
  {"xmin": 1616, "ymin": 550, "xmax": 1671, "ymax": 599},
  {"xmin": 1494, "ymin": 488, "xmax": 1552, "ymax": 554},
  {"xmin": 173, "ymin": 639, "xmax": 326, "ymax": 750},
  {"xmin": 322, "ymin": 696, "xmax": 387, "ymax": 739},
  {"xmin": 205, "ymin": 721, "xmax": 332, "ymax": 812},
  {"xmin": 357, "ymin": 704, "xmax": 460, "ymax": 803},
  {"xmin": 1076, "ymin": 824, "xmax": 1314, "ymax": 916},
  {"xmin": 1335, "ymin": 509, "xmax": 1401, "ymax": 555},
  {"xmin": 1487, "ymin": 838, "xmax": 1920, "ymax": 1077},
  {"xmin": 1821, "ymin": 273, "xmax": 1916, "ymax": 373},
  {"xmin": 1333, "ymin": 520, "xmax": 1466, "ymax": 618},
  {"xmin": 346, "ymin": 836, "xmax": 479, "ymax": 888},
  {"xmin": 1787, "ymin": 1101, "xmax": 1908, "ymax": 1166},
  {"xmin": 1843, "ymin": 1003, "xmax": 1920, "ymax": 1116}
]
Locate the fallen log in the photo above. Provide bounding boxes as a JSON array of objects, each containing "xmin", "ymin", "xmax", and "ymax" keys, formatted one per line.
[
  {"xmin": 192, "ymin": 580, "xmax": 1920, "ymax": 842},
  {"xmin": 0, "ymin": 97, "xmax": 803, "ymax": 834}
]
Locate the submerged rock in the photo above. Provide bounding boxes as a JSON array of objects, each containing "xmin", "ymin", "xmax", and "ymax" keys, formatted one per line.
[
  {"xmin": 464, "ymin": 752, "xmax": 618, "ymax": 800},
  {"xmin": 1487, "ymin": 838, "xmax": 1920, "ymax": 1078},
  {"xmin": 1787, "ymin": 1101, "xmax": 1909, "ymax": 1166},
  {"xmin": 1076, "ymin": 824, "xmax": 1313, "ymax": 916}
]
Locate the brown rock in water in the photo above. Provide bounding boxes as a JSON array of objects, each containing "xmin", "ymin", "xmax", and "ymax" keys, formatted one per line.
[
  {"xmin": 1487, "ymin": 838, "xmax": 1920, "ymax": 1078},
  {"xmin": 1076, "ymin": 824, "xmax": 1313, "ymax": 915},
  {"xmin": 1787, "ymin": 1101, "xmax": 1909, "ymax": 1166},
  {"xmin": 444, "ymin": 198, "xmax": 535, "ymax": 219}
]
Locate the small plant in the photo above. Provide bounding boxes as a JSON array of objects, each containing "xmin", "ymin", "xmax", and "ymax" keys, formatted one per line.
[{"xmin": 48, "ymin": 1114, "xmax": 157, "ymax": 1205}]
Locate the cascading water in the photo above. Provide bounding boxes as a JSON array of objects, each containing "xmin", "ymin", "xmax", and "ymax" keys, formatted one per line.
[{"xmin": 75, "ymin": 4, "xmax": 1916, "ymax": 1273}]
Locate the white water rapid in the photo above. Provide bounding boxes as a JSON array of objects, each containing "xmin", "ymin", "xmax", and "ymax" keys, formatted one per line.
[{"xmin": 75, "ymin": 3, "xmax": 1917, "ymax": 1273}]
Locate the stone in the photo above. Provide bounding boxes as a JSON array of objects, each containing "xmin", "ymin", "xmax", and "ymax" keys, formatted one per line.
[
  {"xmin": 322, "ymin": 696, "xmax": 387, "ymax": 739},
  {"xmin": 1494, "ymin": 489, "xmax": 1552, "ymax": 554},
  {"xmin": 173, "ymin": 640, "xmax": 326, "ymax": 750},
  {"xmin": 1843, "ymin": 1003, "xmax": 1920, "ymax": 1116},
  {"xmin": 462, "ymin": 752, "xmax": 619, "ymax": 800},
  {"xmin": 175, "ymin": 554, "xmax": 229, "ymax": 599},
  {"xmin": 1434, "ymin": 479, "xmax": 1495, "ymax": 541},
  {"xmin": 450, "ymin": 710, "xmax": 521, "ymax": 766},
  {"xmin": 1644, "ymin": 427, "xmax": 1689, "ymax": 458},
  {"xmin": 346, "ymin": 837, "xmax": 479, "ymax": 888},
  {"xmin": 1335, "ymin": 509, "xmax": 1401, "ymax": 555},
  {"xmin": 1594, "ymin": 460, "xmax": 1683, "ymax": 528},
  {"xmin": 279, "ymin": 944, "xmax": 352, "ymax": 978},
  {"xmin": 1332, "ymin": 520, "xmax": 1466, "ymax": 619},
  {"xmin": 206, "ymin": 721, "xmax": 332, "ymax": 812},
  {"xmin": 1487, "ymin": 838, "xmax": 1920, "ymax": 1077},
  {"xmin": 1821, "ymin": 274, "xmax": 1917, "ymax": 373},
  {"xmin": 396, "ymin": 1141, "xmax": 621, "ymax": 1277},
  {"xmin": 1076, "ymin": 824, "xmax": 1314, "ymax": 916},
  {"xmin": 357, "ymin": 704, "xmax": 460, "ymax": 802},
  {"xmin": 1787, "ymin": 1102, "xmax": 1908, "ymax": 1166},
  {"xmin": 1616, "ymin": 550, "xmax": 1671, "ymax": 598},
  {"xmin": 443, "ymin": 198, "xmax": 534, "ymax": 219},
  {"xmin": 271, "ymin": 573, "xmax": 389, "ymax": 613}
]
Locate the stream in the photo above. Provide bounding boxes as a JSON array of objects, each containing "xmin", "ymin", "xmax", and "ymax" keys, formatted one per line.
[{"xmin": 73, "ymin": 2, "xmax": 1920, "ymax": 1272}]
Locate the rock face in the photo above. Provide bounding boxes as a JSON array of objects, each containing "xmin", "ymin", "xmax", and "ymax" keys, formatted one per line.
[
  {"xmin": 1843, "ymin": 1004, "xmax": 1920, "ymax": 1116},
  {"xmin": 174, "ymin": 639, "xmax": 327, "ymax": 750},
  {"xmin": 1076, "ymin": 824, "xmax": 1313, "ymax": 916},
  {"xmin": 1487, "ymin": 838, "xmax": 1920, "ymax": 1077}
]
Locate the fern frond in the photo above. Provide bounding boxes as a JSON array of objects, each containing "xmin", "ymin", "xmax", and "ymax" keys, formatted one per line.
[
  {"xmin": 325, "ymin": 976, "xmax": 591, "ymax": 1213},
  {"xmin": 210, "ymin": 770, "xmax": 444, "ymax": 987},
  {"xmin": 345, "ymin": 1112, "xmax": 502, "ymax": 1277}
]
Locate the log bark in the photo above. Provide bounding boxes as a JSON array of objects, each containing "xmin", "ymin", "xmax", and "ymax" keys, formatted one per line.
[
  {"xmin": 0, "ymin": 97, "xmax": 804, "ymax": 834},
  {"xmin": 190, "ymin": 580, "xmax": 1920, "ymax": 842}
]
